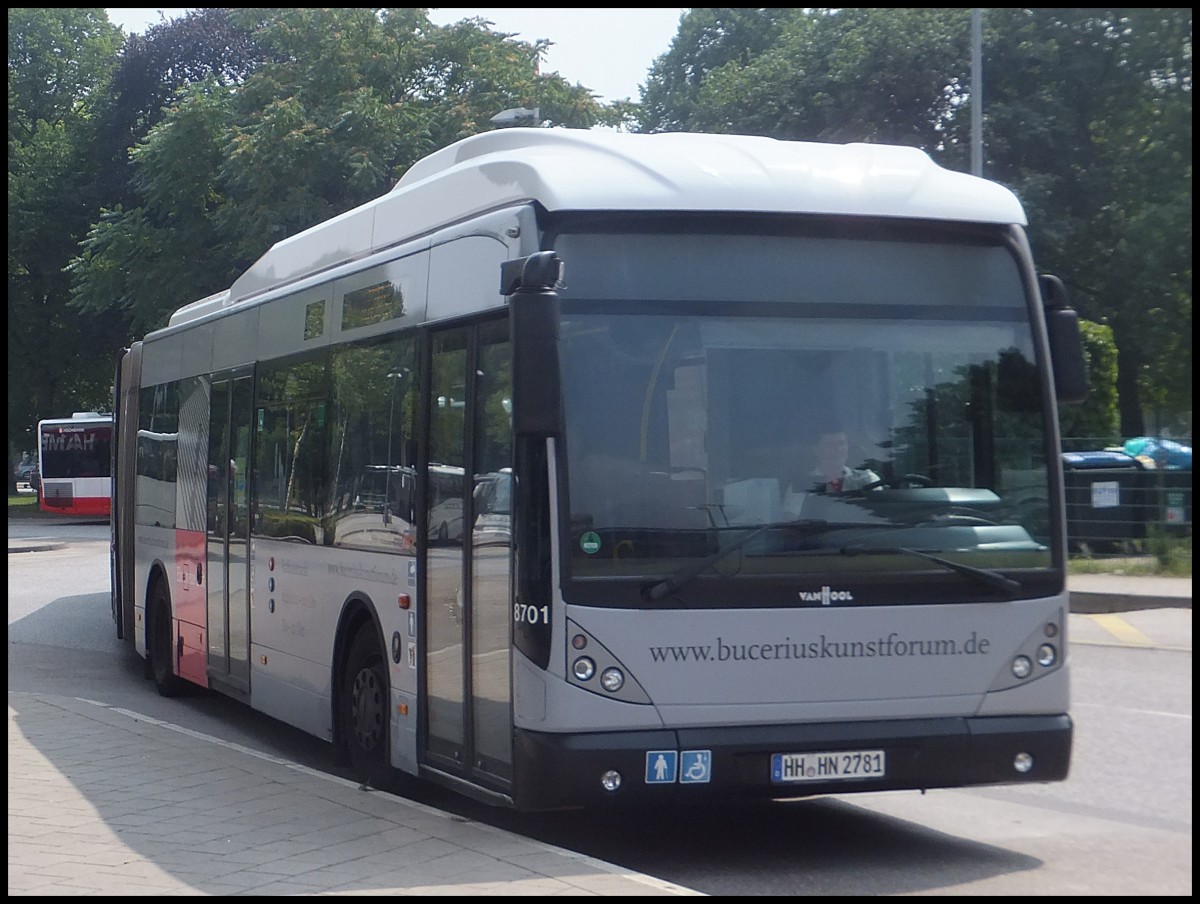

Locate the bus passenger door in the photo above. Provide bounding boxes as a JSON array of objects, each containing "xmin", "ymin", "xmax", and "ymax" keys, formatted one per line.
[
  {"xmin": 423, "ymin": 320, "xmax": 514, "ymax": 792},
  {"xmin": 206, "ymin": 374, "xmax": 253, "ymax": 695}
]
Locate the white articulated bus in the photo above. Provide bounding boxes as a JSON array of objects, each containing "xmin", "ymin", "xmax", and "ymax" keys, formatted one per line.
[{"xmin": 111, "ymin": 128, "xmax": 1086, "ymax": 811}]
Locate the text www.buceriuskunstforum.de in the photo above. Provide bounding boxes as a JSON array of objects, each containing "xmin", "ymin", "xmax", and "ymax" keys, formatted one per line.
[{"xmin": 648, "ymin": 631, "xmax": 992, "ymax": 663}]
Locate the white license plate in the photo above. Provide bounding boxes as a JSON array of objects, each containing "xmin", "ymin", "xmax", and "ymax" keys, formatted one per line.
[{"xmin": 771, "ymin": 749, "xmax": 886, "ymax": 783}]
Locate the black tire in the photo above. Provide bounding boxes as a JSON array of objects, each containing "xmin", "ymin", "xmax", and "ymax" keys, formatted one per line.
[
  {"xmin": 149, "ymin": 578, "xmax": 186, "ymax": 697},
  {"xmin": 341, "ymin": 626, "xmax": 392, "ymax": 789}
]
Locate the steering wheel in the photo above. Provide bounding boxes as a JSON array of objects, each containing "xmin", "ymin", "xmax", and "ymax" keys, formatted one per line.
[{"xmin": 861, "ymin": 473, "xmax": 934, "ymax": 491}]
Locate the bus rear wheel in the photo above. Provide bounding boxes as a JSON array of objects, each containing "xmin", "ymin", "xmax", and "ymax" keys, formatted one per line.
[
  {"xmin": 149, "ymin": 578, "xmax": 185, "ymax": 697},
  {"xmin": 341, "ymin": 627, "xmax": 391, "ymax": 788}
]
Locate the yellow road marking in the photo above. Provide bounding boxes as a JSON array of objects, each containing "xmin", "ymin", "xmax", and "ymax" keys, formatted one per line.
[{"xmin": 1086, "ymin": 613, "xmax": 1155, "ymax": 646}]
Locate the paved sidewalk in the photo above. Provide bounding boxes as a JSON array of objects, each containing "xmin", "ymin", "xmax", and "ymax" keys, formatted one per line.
[{"xmin": 8, "ymin": 693, "xmax": 701, "ymax": 896}]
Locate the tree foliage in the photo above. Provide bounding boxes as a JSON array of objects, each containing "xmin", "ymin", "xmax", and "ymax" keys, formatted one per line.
[
  {"xmin": 636, "ymin": 7, "xmax": 1192, "ymax": 436},
  {"xmin": 1059, "ymin": 319, "xmax": 1122, "ymax": 446},
  {"xmin": 639, "ymin": 8, "xmax": 794, "ymax": 133},
  {"xmin": 68, "ymin": 8, "xmax": 602, "ymax": 334},
  {"xmin": 8, "ymin": 8, "xmax": 123, "ymax": 473},
  {"xmin": 981, "ymin": 9, "xmax": 1192, "ymax": 436}
]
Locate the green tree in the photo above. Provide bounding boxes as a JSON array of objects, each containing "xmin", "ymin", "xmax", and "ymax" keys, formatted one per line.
[
  {"xmin": 639, "ymin": 8, "xmax": 793, "ymax": 133},
  {"xmin": 8, "ymin": 8, "xmax": 123, "ymax": 488},
  {"xmin": 689, "ymin": 8, "xmax": 970, "ymax": 148},
  {"xmin": 97, "ymin": 7, "xmax": 267, "ymax": 209},
  {"xmin": 981, "ymin": 8, "xmax": 1192, "ymax": 437},
  {"xmin": 1058, "ymin": 320, "xmax": 1121, "ymax": 448},
  {"xmin": 636, "ymin": 8, "xmax": 1192, "ymax": 435},
  {"xmin": 70, "ymin": 8, "xmax": 602, "ymax": 333}
]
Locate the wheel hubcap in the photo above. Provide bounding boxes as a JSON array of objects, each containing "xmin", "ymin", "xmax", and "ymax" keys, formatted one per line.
[{"xmin": 351, "ymin": 666, "xmax": 384, "ymax": 750}]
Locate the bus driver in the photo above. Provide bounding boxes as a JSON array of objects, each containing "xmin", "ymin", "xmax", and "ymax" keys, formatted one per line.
[
  {"xmin": 783, "ymin": 422, "xmax": 880, "ymax": 515},
  {"xmin": 812, "ymin": 426, "xmax": 880, "ymax": 494}
]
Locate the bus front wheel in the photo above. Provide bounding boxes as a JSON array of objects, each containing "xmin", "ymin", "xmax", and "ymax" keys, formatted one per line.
[{"xmin": 341, "ymin": 627, "xmax": 391, "ymax": 788}]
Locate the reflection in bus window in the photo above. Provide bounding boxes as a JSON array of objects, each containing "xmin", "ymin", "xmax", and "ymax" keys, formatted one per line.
[
  {"xmin": 324, "ymin": 334, "xmax": 418, "ymax": 553},
  {"xmin": 253, "ymin": 358, "xmax": 329, "ymax": 543},
  {"xmin": 472, "ymin": 470, "xmax": 512, "ymax": 546}
]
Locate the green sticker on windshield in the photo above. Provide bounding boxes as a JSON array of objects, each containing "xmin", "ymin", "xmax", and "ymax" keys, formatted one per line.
[{"xmin": 580, "ymin": 531, "xmax": 601, "ymax": 554}]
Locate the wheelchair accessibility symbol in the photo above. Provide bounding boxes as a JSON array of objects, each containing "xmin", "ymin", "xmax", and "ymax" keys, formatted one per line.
[
  {"xmin": 680, "ymin": 750, "xmax": 712, "ymax": 784},
  {"xmin": 645, "ymin": 749, "xmax": 712, "ymax": 784}
]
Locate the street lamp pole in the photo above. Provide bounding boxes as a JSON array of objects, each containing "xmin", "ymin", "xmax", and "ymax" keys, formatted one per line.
[{"xmin": 971, "ymin": 8, "xmax": 983, "ymax": 177}]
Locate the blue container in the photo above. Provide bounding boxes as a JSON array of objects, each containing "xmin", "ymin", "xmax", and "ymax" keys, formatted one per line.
[
  {"xmin": 1061, "ymin": 451, "xmax": 1151, "ymax": 547},
  {"xmin": 1061, "ymin": 450, "xmax": 1142, "ymax": 470}
]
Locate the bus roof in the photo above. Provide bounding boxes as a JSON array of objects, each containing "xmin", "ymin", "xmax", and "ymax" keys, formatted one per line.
[
  {"xmin": 38, "ymin": 413, "xmax": 112, "ymax": 427},
  {"xmin": 180, "ymin": 129, "xmax": 1027, "ymax": 322}
]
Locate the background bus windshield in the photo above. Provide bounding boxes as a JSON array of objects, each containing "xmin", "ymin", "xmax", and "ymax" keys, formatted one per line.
[
  {"xmin": 40, "ymin": 424, "xmax": 112, "ymax": 478},
  {"xmin": 554, "ymin": 226, "xmax": 1054, "ymax": 602}
]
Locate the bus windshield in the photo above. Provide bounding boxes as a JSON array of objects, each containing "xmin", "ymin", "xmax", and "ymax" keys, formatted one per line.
[
  {"xmin": 40, "ymin": 422, "xmax": 112, "ymax": 479},
  {"xmin": 555, "ymin": 225, "xmax": 1055, "ymax": 606}
]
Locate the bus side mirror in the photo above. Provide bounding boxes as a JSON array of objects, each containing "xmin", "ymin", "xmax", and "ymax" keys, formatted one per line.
[
  {"xmin": 1039, "ymin": 274, "xmax": 1088, "ymax": 405},
  {"xmin": 503, "ymin": 252, "xmax": 565, "ymax": 437}
]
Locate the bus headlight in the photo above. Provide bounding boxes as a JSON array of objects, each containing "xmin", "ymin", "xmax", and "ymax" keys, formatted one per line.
[
  {"xmin": 572, "ymin": 657, "xmax": 596, "ymax": 681},
  {"xmin": 1036, "ymin": 644, "xmax": 1057, "ymax": 667},
  {"xmin": 1011, "ymin": 655, "xmax": 1033, "ymax": 679},
  {"xmin": 600, "ymin": 667, "xmax": 625, "ymax": 692}
]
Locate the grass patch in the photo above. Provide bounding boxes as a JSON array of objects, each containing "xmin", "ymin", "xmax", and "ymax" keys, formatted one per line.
[
  {"xmin": 1069, "ymin": 529, "xmax": 1192, "ymax": 577},
  {"xmin": 1146, "ymin": 527, "xmax": 1193, "ymax": 577},
  {"xmin": 1068, "ymin": 557, "xmax": 1174, "ymax": 576}
]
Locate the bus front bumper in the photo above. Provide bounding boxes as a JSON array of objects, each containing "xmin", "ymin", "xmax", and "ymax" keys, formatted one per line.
[{"xmin": 512, "ymin": 714, "xmax": 1072, "ymax": 812}]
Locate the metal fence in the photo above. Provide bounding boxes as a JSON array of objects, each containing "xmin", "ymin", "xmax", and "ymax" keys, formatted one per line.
[{"xmin": 1059, "ymin": 436, "xmax": 1192, "ymax": 557}]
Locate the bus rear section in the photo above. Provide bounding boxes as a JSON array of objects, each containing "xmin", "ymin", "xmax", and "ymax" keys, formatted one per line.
[{"xmin": 37, "ymin": 413, "xmax": 113, "ymax": 516}]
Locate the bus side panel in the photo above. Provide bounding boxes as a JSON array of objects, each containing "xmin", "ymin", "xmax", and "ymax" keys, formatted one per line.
[
  {"xmin": 173, "ymin": 527, "xmax": 208, "ymax": 687},
  {"xmin": 248, "ymin": 538, "xmax": 419, "ymax": 770}
]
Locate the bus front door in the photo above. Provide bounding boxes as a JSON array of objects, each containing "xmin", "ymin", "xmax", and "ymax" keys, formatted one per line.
[
  {"xmin": 206, "ymin": 374, "xmax": 253, "ymax": 695},
  {"xmin": 423, "ymin": 320, "xmax": 514, "ymax": 794}
]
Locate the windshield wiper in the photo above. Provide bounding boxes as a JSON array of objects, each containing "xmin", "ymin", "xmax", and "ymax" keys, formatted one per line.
[
  {"xmin": 642, "ymin": 519, "xmax": 886, "ymax": 601},
  {"xmin": 840, "ymin": 545, "xmax": 1021, "ymax": 596}
]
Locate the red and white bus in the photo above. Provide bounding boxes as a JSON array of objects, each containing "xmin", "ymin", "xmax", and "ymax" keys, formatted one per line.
[{"xmin": 37, "ymin": 412, "xmax": 113, "ymax": 516}]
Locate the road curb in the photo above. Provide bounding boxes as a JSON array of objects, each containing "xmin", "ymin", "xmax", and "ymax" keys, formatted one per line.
[
  {"xmin": 1069, "ymin": 591, "xmax": 1191, "ymax": 614},
  {"xmin": 7, "ymin": 542, "xmax": 65, "ymax": 554}
]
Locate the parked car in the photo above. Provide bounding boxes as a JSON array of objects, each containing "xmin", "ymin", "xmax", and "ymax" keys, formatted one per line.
[
  {"xmin": 429, "ymin": 496, "xmax": 464, "ymax": 542},
  {"xmin": 472, "ymin": 470, "xmax": 512, "ymax": 546}
]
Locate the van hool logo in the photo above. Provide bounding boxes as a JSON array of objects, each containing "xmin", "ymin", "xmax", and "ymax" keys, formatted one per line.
[{"xmin": 798, "ymin": 586, "xmax": 854, "ymax": 605}]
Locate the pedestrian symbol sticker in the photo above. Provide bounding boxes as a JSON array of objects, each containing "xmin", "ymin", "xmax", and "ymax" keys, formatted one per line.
[
  {"xmin": 645, "ymin": 750, "xmax": 678, "ymax": 784},
  {"xmin": 680, "ymin": 750, "xmax": 712, "ymax": 784}
]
